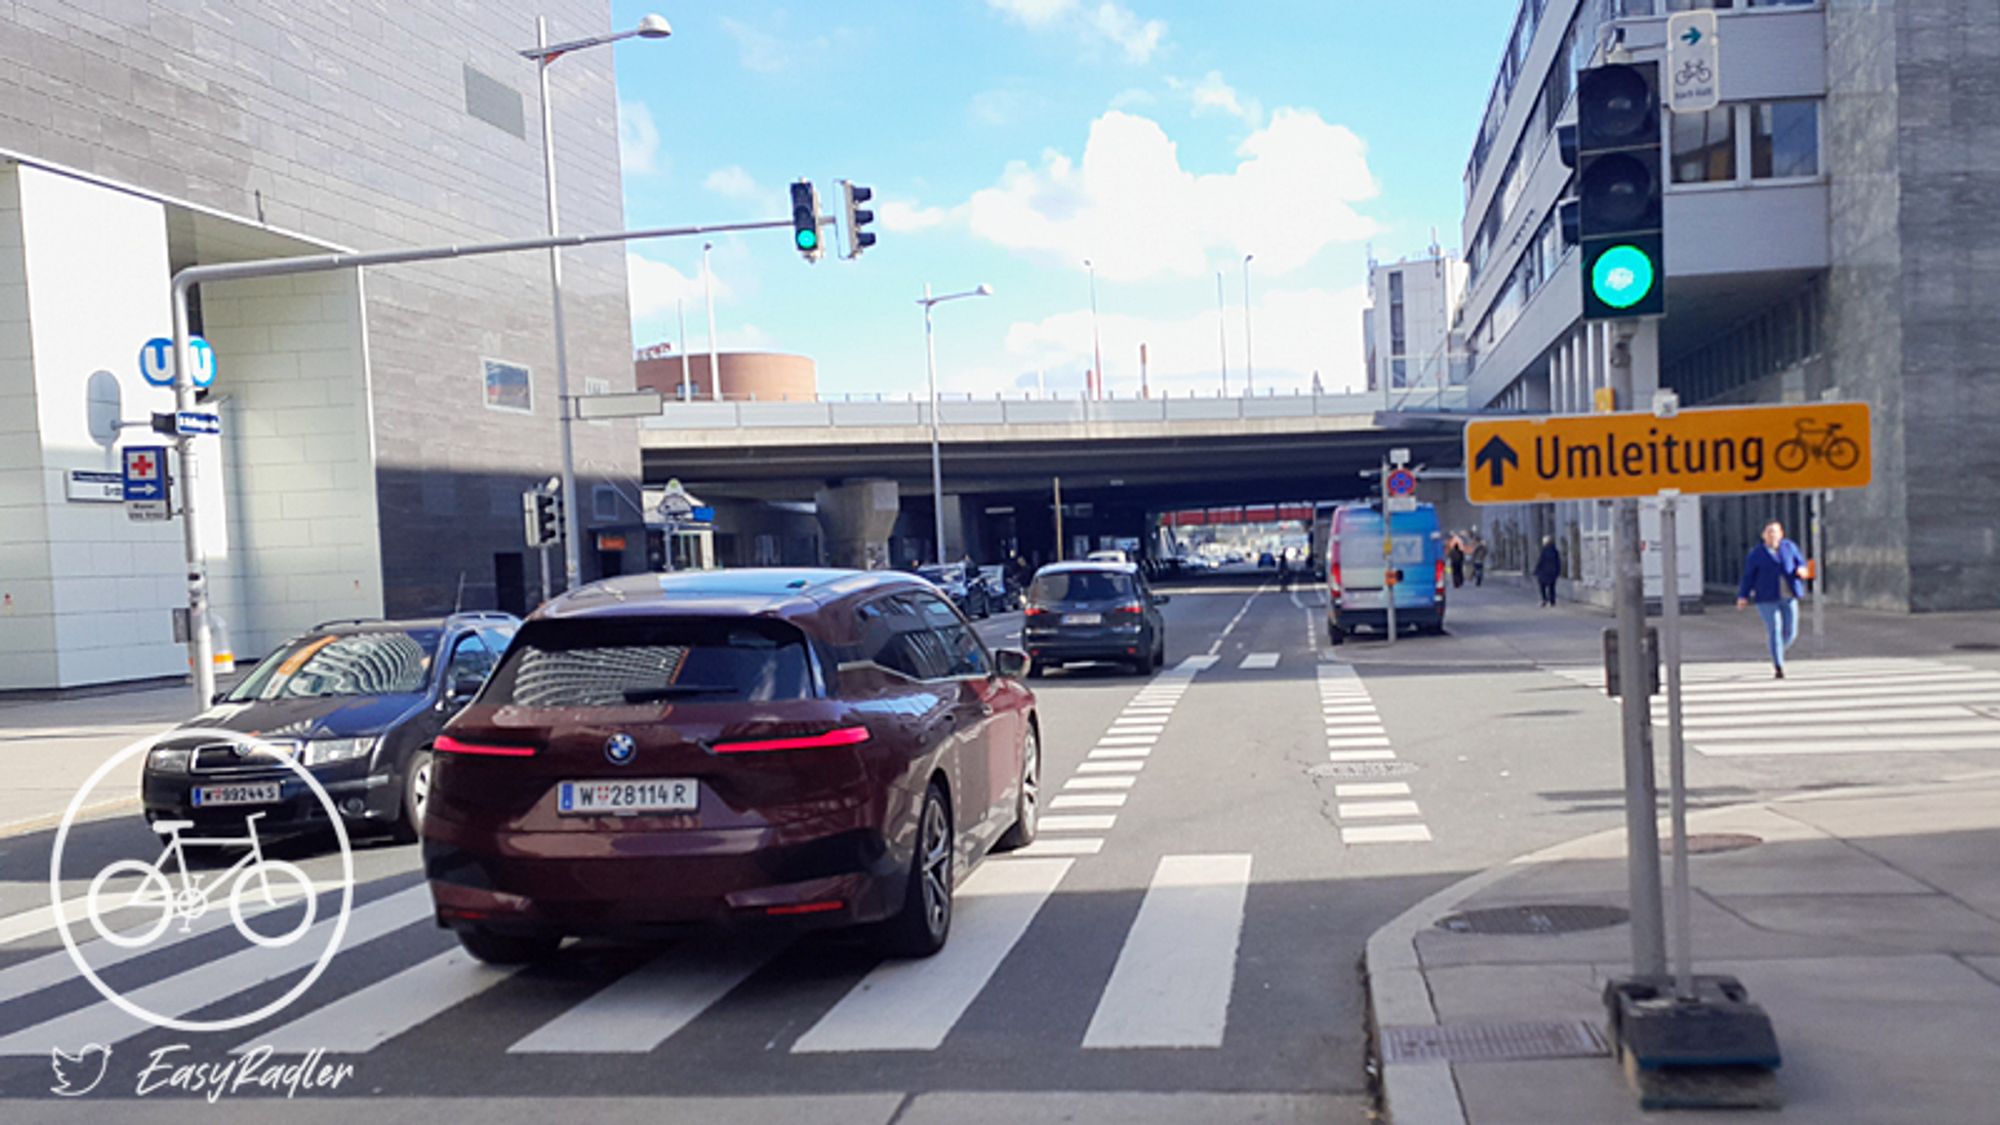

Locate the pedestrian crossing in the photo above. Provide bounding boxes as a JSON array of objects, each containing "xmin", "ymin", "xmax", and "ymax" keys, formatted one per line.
[
  {"xmin": 1317, "ymin": 664, "xmax": 1433, "ymax": 844},
  {"xmin": 1547, "ymin": 657, "xmax": 2000, "ymax": 757},
  {"xmin": 0, "ymin": 849, "xmax": 1266, "ymax": 1064}
]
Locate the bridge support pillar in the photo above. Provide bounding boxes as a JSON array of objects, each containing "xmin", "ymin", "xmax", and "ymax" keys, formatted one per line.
[{"xmin": 815, "ymin": 480, "xmax": 900, "ymax": 570}]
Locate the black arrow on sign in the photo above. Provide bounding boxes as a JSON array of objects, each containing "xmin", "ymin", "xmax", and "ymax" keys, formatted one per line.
[{"xmin": 1475, "ymin": 434, "xmax": 1520, "ymax": 488}]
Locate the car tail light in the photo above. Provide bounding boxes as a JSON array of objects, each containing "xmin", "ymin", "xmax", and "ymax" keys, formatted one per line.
[
  {"xmin": 766, "ymin": 900, "xmax": 844, "ymax": 916},
  {"xmin": 434, "ymin": 735, "xmax": 536, "ymax": 758},
  {"xmin": 1113, "ymin": 602, "xmax": 1144, "ymax": 615},
  {"xmin": 1024, "ymin": 605, "xmax": 1048, "ymax": 617},
  {"xmin": 712, "ymin": 726, "xmax": 872, "ymax": 754},
  {"xmin": 1329, "ymin": 557, "xmax": 1342, "ymax": 597},
  {"xmin": 1435, "ymin": 558, "xmax": 1447, "ymax": 595}
]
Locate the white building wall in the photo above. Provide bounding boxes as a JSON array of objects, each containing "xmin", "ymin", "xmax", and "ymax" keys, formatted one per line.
[
  {"xmin": 0, "ymin": 167, "xmax": 56, "ymax": 688},
  {"xmin": 204, "ymin": 272, "xmax": 382, "ymax": 661},
  {"xmin": 12, "ymin": 165, "xmax": 188, "ymax": 688}
]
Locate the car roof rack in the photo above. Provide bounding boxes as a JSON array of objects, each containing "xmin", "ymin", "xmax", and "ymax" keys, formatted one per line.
[
  {"xmin": 312, "ymin": 617, "xmax": 380, "ymax": 630},
  {"xmin": 446, "ymin": 611, "xmax": 518, "ymax": 625}
]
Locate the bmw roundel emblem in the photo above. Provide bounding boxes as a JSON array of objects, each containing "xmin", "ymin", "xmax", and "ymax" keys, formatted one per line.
[{"xmin": 604, "ymin": 734, "xmax": 637, "ymax": 766}]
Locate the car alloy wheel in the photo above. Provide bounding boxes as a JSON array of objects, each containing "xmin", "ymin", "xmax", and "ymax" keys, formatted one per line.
[
  {"xmin": 919, "ymin": 795, "xmax": 952, "ymax": 936},
  {"xmin": 877, "ymin": 783, "xmax": 953, "ymax": 957},
  {"xmin": 392, "ymin": 748, "xmax": 433, "ymax": 844},
  {"xmin": 996, "ymin": 727, "xmax": 1040, "ymax": 851}
]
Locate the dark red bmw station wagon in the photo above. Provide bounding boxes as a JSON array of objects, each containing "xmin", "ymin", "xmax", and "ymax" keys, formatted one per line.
[{"xmin": 422, "ymin": 569, "xmax": 1041, "ymax": 964}]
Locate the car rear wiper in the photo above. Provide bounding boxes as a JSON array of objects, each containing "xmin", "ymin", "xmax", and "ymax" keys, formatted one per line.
[{"xmin": 620, "ymin": 685, "xmax": 739, "ymax": 702}]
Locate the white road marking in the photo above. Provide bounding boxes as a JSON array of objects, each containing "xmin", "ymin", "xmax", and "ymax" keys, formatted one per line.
[
  {"xmin": 1051, "ymin": 794, "xmax": 1127, "ymax": 809},
  {"xmin": 1239, "ymin": 653, "xmax": 1280, "ymax": 670},
  {"xmin": 0, "ymin": 886, "xmax": 299, "ymax": 997},
  {"xmin": 1334, "ymin": 782, "xmax": 1411, "ymax": 798},
  {"xmin": 1096, "ymin": 736, "xmax": 1159, "ymax": 747},
  {"xmin": 1039, "ymin": 814, "xmax": 1118, "ymax": 831},
  {"xmin": 1012, "ymin": 838, "xmax": 1105, "ymax": 857},
  {"xmin": 1107, "ymin": 723, "xmax": 1167, "ymax": 734},
  {"xmin": 1341, "ymin": 824, "xmax": 1434, "ymax": 844},
  {"xmin": 249, "ymin": 947, "xmax": 524, "ymax": 1054},
  {"xmin": 1084, "ymin": 854, "xmax": 1252, "ymax": 1049},
  {"xmin": 1328, "ymin": 749, "xmax": 1398, "ymax": 762},
  {"xmin": 1089, "ymin": 747, "xmax": 1153, "ymax": 759},
  {"xmin": 1337, "ymin": 800, "xmax": 1424, "ymax": 820},
  {"xmin": 0, "ymin": 884, "xmax": 430, "ymax": 1056},
  {"xmin": 1178, "ymin": 655, "xmax": 1221, "ymax": 671},
  {"xmin": 1206, "ymin": 591, "xmax": 1265, "ymax": 656},
  {"xmin": 1063, "ymin": 776, "xmax": 1136, "ymax": 790},
  {"xmin": 1697, "ymin": 735, "xmax": 2000, "ymax": 756},
  {"xmin": 1076, "ymin": 760, "xmax": 1146, "ymax": 773},
  {"xmin": 510, "ymin": 940, "xmax": 780, "ymax": 1053},
  {"xmin": 1327, "ymin": 736, "xmax": 1393, "ymax": 749},
  {"xmin": 792, "ymin": 858, "xmax": 1073, "ymax": 1053}
]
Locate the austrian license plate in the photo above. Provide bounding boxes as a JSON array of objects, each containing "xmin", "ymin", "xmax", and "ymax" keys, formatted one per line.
[
  {"xmin": 557, "ymin": 779, "xmax": 699, "ymax": 816},
  {"xmin": 1063, "ymin": 613, "xmax": 1102, "ymax": 625},
  {"xmin": 192, "ymin": 782, "xmax": 281, "ymax": 808}
]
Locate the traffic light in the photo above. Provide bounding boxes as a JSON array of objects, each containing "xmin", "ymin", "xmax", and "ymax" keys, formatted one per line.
[
  {"xmin": 1574, "ymin": 62, "xmax": 1664, "ymax": 319},
  {"xmin": 841, "ymin": 181, "xmax": 876, "ymax": 259},
  {"xmin": 790, "ymin": 180, "xmax": 823, "ymax": 262},
  {"xmin": 523, "ymin": 487, "xmax": 561, "ymax": 548}
]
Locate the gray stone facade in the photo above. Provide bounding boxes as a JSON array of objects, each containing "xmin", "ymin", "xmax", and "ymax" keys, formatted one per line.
[
  {"xmin": 1825, "ymin": 0, "xmax": 2000, "ymax": 611},
  {"xmin": 0, "ymin": 0, "xmax": 637, "ymax": 618}
]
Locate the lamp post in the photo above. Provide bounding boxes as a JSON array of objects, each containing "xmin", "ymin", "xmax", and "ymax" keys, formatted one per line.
[
  {"xmin": 1215, "ymin": 269, "xmax": 1229, "ymax": 394},
  {"xmin": 1084, "ymin": 258, "xmax": 1104, "ymax": 400},
  {"xmin": 919, "ymin": 283, "xmax": 993, "ymax": 564},
  {"xmin": 1242, "ymin": 253, "xmax": 1255, "ymax": 395},
  {"xmin": 676, "ymin": 297, "xmax": 691, "ymax": 400},
  {"xmin": 521, "ymin": 12, "xmax": 671, "ymax": 593},
  {"xmin": 702, "ymin": 240, "xmax": 720, "ymax": 401}
]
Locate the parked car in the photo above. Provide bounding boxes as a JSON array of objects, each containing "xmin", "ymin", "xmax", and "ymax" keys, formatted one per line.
[
  {"xmin": 916, "ymin": 562, "xmax": 991, "ymax": 618},
  {"xmin": 1324, "ymin": 501, "xmax": 1447, "ymax": 643},
  {"xmin": 423, "ymin": 569, "xmax": 1041, "ymax": 965},
  {"xmin": 1085, "ymin": 549, "xmax": 1129, "ymax": 563},
  {"xmin": 140, "ymin": 612, "xmax": 520, "ymax": 844},
  {"xmin": 976, "ymin": 564, "xmax": 1022, "ymax": 611},
  {"xmin": 1022, "ymin": 561, "xmax": 1169, "ymax": 676},
  {"xmin": 1257, "ymin": 551, "xmax": 1277, "ymax": 568}
]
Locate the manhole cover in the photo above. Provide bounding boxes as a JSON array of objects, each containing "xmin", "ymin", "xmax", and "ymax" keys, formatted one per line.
[
  {"xmin": 1434, "ymin": 904, "xmax": 1630, "ymax": 935},
  {"xmin": 1381, "ymin": 1019, "xmax": 1609, "ymax": 1064},
  {"xmin": 1954, "ymin": 642, "xmax": 2000, "ymax": 652},
  {"xmin": 1308, "ymin": 760, "xmax": 1420, "ymax": 778},
  {"xmin": 1669, "ymin": 833, "xmax": 1762, "ymax": 855}
]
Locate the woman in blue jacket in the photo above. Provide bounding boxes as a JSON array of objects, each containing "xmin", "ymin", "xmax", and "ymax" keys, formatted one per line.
[{"xmin": 1736, "ymin": 520, "xmax": 1809, "ymax": 678}]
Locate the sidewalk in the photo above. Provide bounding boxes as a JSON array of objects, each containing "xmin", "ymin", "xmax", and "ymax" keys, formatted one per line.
[
  {"xmin": 1368, "ymin": 771, "xmax": 2000, "ymax": 1123},
  {"xmin": 0, "ymin": 685, "xmax": 196, "ymax": 837}
]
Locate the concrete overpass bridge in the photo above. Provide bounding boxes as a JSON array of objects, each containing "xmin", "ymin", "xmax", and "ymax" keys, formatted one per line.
[{"xmin": 638, "ymin": 390, "xmax": 1476, "ymax": 566}]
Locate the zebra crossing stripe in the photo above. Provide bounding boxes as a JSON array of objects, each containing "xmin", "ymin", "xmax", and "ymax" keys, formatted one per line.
[
  {"xmin": 0, "ymin": 888, "xmax": 284, "ymax": 998},
  {"xmin": 1083, "ymin": 854, "xmax": 1252, "ymax": 1050},
  {"xmin": 1076, "ymin": 760, "xmax": 1144, "ymax": 773},
  {"xmin": 510, "ymin": 938, "xmax": 781, "ymax": 1054},
  {"xmin": 1337, "ymin": 801, "xmax": 1423, "ymax": 820},
  {"xmin": 1050, "ymin": 794, "xmax": 1126, "ymax": 810},
  {"xmin": 1342, "ymin": 824, "xmax": 1434, "ymax": 844},
  {"xmin": 1010, "ymin": 838, "xmax": 1104, "ymax": 857},
  {"xmin": 1240, "ymin": 653, "xmax": 1280, "ymax": 669},
  {"xmin": 1695, "ymin": 734, "xmax": 2000, "ymax": 756},
  {"xmin": 1334, "ymin": 782, "xmax": 1411, "ymax": 798},
  {"xmin": 0, "ymin": 884, "xmax": 431, "ymax": 1056},
  {"xmin": 792, "ymin": 858, "xmax": 1072, "ymax": 1053},
  {"xmin": 1063, "ymin": 776, "xmax": 1135, "ymax": 790},
  {"xmin": 1328, "ymin": 749, "xmax": 1397, "ymax": 762},
  {"xmin": 244, "ymin": 946, "xmax": 523, "ymax": 1055},
  {"xmin": 1039, "ymin": 814, "xmax": 1117, "ymax": 831}
]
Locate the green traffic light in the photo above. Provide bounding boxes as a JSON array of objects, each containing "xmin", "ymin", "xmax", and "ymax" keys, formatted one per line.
[
  {"xmin": 796, "ymin": 228, "xmax": 819, "ymax": 251},
  {"xmin": 1591, "ymin": 243, "xmax": 1656, "ymax": 310}
]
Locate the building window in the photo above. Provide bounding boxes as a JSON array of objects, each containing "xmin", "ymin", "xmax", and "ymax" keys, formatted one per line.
[
  {"xmin": 1671, "ymin": 106, "xmax": 1735, "ymax": 184},
  {"xmin": 1751, "ymin": 101, "xmax": 1819, "ymax": 179},
  {"xmin": 593, "ymin": 485, "xmax": 620, "ymax": 523},
  {"xmin": 483, "ymin": 358, "xmax": 533, "ymax": 414},
  {"xmin": 1388, "ymin": 272, "xmax": 1404, "ymax": 301},
  {"xmin": 1391, "ymin": 359, "xmax": 1408, "ymax": 388}
]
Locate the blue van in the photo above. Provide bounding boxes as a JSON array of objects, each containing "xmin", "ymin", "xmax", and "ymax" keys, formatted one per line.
[{"xmin": 1324, "ymin": 502, "xmax": 1446, "ymax": 644}]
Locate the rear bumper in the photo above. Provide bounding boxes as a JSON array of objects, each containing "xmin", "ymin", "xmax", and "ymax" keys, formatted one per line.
[
  {"xmin": 1329, "ymin": 604, "xmax": 1444, "ymax": 631},
  {"xmin": 142, "ymin": 768, "xmax": 401, "ymax": 834}
]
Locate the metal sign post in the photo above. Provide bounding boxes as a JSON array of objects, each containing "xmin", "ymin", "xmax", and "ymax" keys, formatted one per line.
[
  {"xmin": 1810, "ymin": 490, "xmax": 1826, "ymax": 648},
  {"xmin": 1381, "ymin": 458, "xmax": 1397, "ymax": 646},
  {"xmin": 1658, "ymin": 488, "xmax": 1694, "ymax": 1002}
]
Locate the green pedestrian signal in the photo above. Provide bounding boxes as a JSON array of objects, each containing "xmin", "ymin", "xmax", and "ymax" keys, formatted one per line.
[
  {"xmin": 1573, "ymin": 62, "xmax": 1665, "ymax": 320},
  {"xmin": 1591, "ymin": 244, "xmax": 1657, "ymax": 310},
  {"xmin": 790, "ymin": 180, "xmax": 823, "ymax": 263},
  {"xmin": 796, "ymin": 227, "xmax": 819, "ymax": 251}
]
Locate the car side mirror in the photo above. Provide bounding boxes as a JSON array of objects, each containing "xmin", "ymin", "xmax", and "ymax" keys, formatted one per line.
[
  {"xmin": 210, "ymin": 691, "xmax": 227, "ymax": 705},
  {"xmin": 994, "ymin": 649, "xmax": 1031, "ymax": 681},
  {"xmin": 444, "ymin": 674, "xmax": 484, "ymax": 707},
  {"xmin": 1151, "ymin": 594, "xmax": 1171, "ymax": 606}
]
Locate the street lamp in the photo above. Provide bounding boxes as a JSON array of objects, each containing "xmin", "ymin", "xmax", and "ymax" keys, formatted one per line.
[
  {"xmin": 702, "ymin": 240, "xmax": 720, "ymax": 401},
  {"xmin": 1084, "ymin": 258, "xmax": 1104, "ymax": 400},
  {"xmin": 918, "ymin": 283, "xmax": 992, "ymax": 565},
  {"xmin": 1215, "ymin": 269, "xmax": 1229, "ymax": 395},
  {"xmin": 1242, "ymin": 253, "xmax": 1255, "ymax": 395},
  {"xmin": 521, "ymin": 12, "xmax": 671, "ymax": 593}
]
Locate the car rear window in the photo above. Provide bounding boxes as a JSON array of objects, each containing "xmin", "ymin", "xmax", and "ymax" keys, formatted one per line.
[
  {"xmin": 484, "ymin": 618, "xmax": 815, "ymax": 707},
  {"xmin": 1029, "ymin": 571, "xmax": 1134, "ymax": 604}
]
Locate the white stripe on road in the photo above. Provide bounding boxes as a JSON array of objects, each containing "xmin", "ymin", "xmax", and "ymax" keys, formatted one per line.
[
  {"xmin": 1678, "ymin": 705, "xmax": 1992, "ymax": 728},
  {"xmin": 1240, "ymin": 653, "xmax": 1280, "ymax": 669},
  {"xmin": 1338, "ymin": 801, "xmax": 1424, "ymax": 820},
  {"xmin": 1670, "ymin": 693, "xmax": 2000, "ymax": 718},
  {"xmin": 1089, "ymin": 748, "xmax": 1153, "ymax": 760},
  {"xmin": 1096, "ymin": 735, "xmax": 1159, "ymax": 747},
  {"xmin": 0, "ymin": 884, "xmax": 429, "ymax": 1056},
  {"xmin": 1039, "ymin": 814, "xmax": 1118, "ymax": 831},
  {"xmin": 0, "ymin": 893, "xmax": 93, "ymax": 948},
  {"xmin": 1341, "ymin": 824, "xmax": 1434, "ymax": 844},
  {"xmin": 1334, "ymin": 782, "xmax": 1411, "ymax": 798},
  {"xmin": 1689, "ymin": 718, "xmax": 2000, "ymax": 742},
  {"xmin": 1328, "ymin": 749, "xmax": 1398, "ymax": 762},
  {"xmin": 1011, "ymin": 838, "xmax": 1104, "ymax": 857},
  {"xmin": 1050, "ymin": 794, "xmax": 1127, "ymax": 809},
  {"xmin": 792, "ymin": 858, "xmax": 1072, "ymax": 1053},
  {"xmin": 1178, "ymin": 655, "xmax": 1221, "ymax": 671},
  {"xmin": 246, "ymin": 947, "xmax": 523, "ymax": 1054},
  {"xmin": 1106, "ymin": 724, "xmax": 1167, "ymax": 734},
  {"xmin": 1327, "ymin": 736, "xmax": 1393, "ymax": 749},
  {"xmin": 1084, "ymin": 854, "xmax": 1252, "ymax": 1049},
  {"xmin": 511, "ymin": 940, "xmax": 781, "ymax": 1054},
  {"xmin": 1063, "ymin": 776, "xmax": 1136, "ymax": 790},
  {"xmin": 0, "ymin": 887, "xmax": 292, "ymax": 997},
  {"xmin": 1076, "ymin": 760, "xmax": 1145, "ymax": 773},
  {"xmin": 1697, "ymin": 734, "xmax": 2000, "ymax": 756}
]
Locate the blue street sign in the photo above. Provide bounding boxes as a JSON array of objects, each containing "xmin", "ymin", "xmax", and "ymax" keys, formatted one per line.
[
  {"xmin": 138, "ymin": 336, "xmax": 217, "ymax": 389},
  {"xmin": 175, "ymin": 411, "xmax": 221, "ymax": 436},
  {"xmin": 121, "ymin": 446, "xmax": 168, "ymax": 502}
]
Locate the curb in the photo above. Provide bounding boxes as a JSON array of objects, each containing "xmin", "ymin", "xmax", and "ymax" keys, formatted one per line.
[
  {"xmin": 0, "ymin": 796, "xmax": 141, "ymax": 841},
  {"xmin": 1362, "ymin": 771, "xmax": 2000, "ymax": 1124}
]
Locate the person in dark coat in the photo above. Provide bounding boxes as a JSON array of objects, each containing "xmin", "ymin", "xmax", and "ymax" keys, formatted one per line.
[
  {"xmin": 1447, "ymin": 534, "xmax": 1467, "ymax": 588},
  {"xmin": 1534, "ymin": 536, "xmax": 1562, "ymax": 607},
  {"xmin": 1736, "ymin": 519, "xmax": 1809, "ymax": 678}
]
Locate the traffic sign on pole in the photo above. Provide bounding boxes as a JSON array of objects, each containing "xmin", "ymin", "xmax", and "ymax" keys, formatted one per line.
[
  {"xmin": 122, "ymin": 445, "xmax": 171, "ymax": 521},
  {"xmin": 1667, "ymin": 10, "xmax": 1720, "ymax": 114},
  {"xmin": 140, "ymin": 336, "xmax": 214, "ymax": 388},
  {"xmin": 1464, "ymin": 402, "xmax": 1872, "ymax": 504}
]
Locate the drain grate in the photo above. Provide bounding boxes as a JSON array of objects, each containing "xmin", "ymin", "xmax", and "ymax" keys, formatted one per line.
[
  {"xmin": 1435, "ymin": 904, "xmax": 1631, "ymax": 935},
  {"xmin": 1381, "ymin": 1019, "xmax": 1610, "ymax": 1064},
  {"xmin": 1309, "ymin": 760, "xmax": 1419, "ymax": 778},
  {"xmin": 1669, "ymin": 833, "xmax": 1762, "ymax": 855}
]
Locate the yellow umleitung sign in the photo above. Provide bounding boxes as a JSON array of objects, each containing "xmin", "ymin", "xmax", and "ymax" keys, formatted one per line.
[{"xmin": 1465, "ymin": 402, "xmax": 1872, "ymax": 504}]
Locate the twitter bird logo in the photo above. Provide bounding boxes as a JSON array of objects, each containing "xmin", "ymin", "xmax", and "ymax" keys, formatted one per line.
[{"xmin": 50, "ymin": 1043, "xmax": 111, "ymax": 1097}]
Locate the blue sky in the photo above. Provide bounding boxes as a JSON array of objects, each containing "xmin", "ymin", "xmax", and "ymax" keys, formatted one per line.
[{"xmin": 608, "ymin": 0, "xmax": 1516, "ymax": 400}]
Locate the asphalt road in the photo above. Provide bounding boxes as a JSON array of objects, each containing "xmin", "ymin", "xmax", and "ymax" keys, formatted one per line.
[{"xmin": 2, "ymin": 567, "xmax": 1996, "ymax": 1122}]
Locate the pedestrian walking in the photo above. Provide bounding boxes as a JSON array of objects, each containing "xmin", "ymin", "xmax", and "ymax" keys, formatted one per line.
[
  {"xmin": 1276, "ymin": 551, "xmax": 1293, "ymax": 591},
  {"xmin": 1471, "ymin": 536, "xmax": 1488, "ymax": 587},
  {"xmin": 1737, "ymin": 519, "xmax": 1809, "ymax": 679},
  {"xmin": 1447, "ymin": 534, "xmax": 1466, "ymax": 589},
  {"xmin": 1534, "ymin": 536, "xmax": 1561, "ymax": 607}
]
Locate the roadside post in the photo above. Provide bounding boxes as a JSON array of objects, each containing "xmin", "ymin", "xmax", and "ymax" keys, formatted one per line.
[{"xmin": 1464, "ymin": 397, "xmax": 1873, "ymax": 1107}]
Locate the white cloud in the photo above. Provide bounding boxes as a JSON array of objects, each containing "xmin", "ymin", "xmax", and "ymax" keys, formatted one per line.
[
  {"xmin": 625, "ymin": 253, "xmax": 728, "ymax": 322},
  {"xmin": 618, "ymin": 99, "xmax": 661, "ymax": 175},
  {"xmin": 703, "ymin": 165, "xmax": 763, "ymax": 201},
  {"xmin": 1090, "ymin": 3, "xmax": 1166, "ymax": 64},
  {"xmin": 720, "ymin": 16, "xmax": 800, "ymax": 74},
  {"xmin": 965, "ymin": 108, "xmax": 1379, "ymax": 283},
  {"xmin": 878, "ymin": 199, "xmax": 955, "ymax": 233},
  {"xmin": 984, "ymin": 0, "xmax": 1077, "ymax": 28},
  {"xmin": 1109, "ymin": 86, "xmax": 1157, "ymax": 110},
  {"xmin": 984, "ymin": 0, "xmax": 1165, "ymax": 65},
  {"xmin": 1181, "ymin": 70, "xmax": 1262, "ymax": 126}
]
